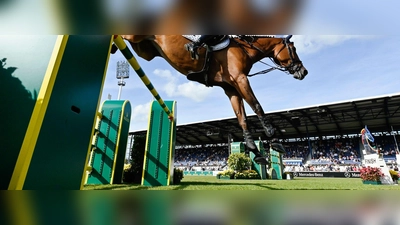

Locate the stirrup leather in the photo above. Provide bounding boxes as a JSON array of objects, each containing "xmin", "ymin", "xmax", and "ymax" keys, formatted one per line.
[{"xmin": 185, "ymin": 42, "xmax": 202, "ymax": 60}]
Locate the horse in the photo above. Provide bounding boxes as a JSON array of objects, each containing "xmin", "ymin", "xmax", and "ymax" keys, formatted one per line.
[{"xmin": 113, "ymin": 35, "xmax": 308, "ymax": 164}]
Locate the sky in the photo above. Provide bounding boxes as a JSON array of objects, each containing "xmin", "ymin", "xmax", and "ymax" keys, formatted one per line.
[{"xmin": 101, "ymin": 34, "xmax": 400, "ymax": 133}]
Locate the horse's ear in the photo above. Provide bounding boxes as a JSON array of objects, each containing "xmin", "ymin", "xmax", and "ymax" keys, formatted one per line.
[{"xmin": 285, "ymin": 35, "xmax": 293, "ymax": 43}]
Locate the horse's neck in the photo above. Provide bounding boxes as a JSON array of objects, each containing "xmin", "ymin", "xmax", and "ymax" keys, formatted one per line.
[{"xmin": 237, "ymin": 37, "xmax": 281, "ymax": 61}]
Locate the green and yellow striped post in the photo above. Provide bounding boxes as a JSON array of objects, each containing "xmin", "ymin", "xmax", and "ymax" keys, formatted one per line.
[{"xmin": 113, "ymin": 35, "xmax": 174, "ymax": 121}]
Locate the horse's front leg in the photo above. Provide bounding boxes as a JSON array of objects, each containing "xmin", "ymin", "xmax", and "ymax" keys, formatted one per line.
[
  {"xmin": 233, "ymin": 74, "xmax": 275, "ymax": 138},
  {"xmin": 223, "ymin": 86, "xmax": 268, "ymax": 165}
]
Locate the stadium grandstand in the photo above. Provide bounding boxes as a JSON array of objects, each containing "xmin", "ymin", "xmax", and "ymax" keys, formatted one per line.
[{"xmin": 128, "ymin": 93, "xmax": 400, "ymax": 173}]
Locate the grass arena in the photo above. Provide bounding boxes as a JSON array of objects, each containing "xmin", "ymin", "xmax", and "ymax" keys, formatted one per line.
[{"xmin": 84, "ymin": 176, "xmax": 400, "ymax": 190}]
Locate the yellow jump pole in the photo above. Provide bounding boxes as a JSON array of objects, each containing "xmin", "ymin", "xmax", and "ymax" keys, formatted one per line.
[{"xmin": 113, "ymin": 35, "xmax": 174, "ymax": 121}]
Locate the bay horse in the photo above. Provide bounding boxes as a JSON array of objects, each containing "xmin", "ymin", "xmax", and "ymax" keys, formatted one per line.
[{"xmin": 113, "ymin": 35, "xmax": 308, "ymax": 164}]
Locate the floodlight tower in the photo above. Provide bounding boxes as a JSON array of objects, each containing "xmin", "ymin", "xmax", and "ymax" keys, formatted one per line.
[{"xmin": 116, "ymin": 60, "xmax": 130, "ymax": 100}]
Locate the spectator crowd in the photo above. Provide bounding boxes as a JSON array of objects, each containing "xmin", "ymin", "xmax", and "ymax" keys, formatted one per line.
[{"xmin": 173, "ymin": 136, "xmax": 399, "ymax": 172}]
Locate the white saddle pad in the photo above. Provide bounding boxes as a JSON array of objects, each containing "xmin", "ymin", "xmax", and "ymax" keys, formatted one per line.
[{"xmin": 182, "ymin": 35, "xmax": 230, "ymax": 51}]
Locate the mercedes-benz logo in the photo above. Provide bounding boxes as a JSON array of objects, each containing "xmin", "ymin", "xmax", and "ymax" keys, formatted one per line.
[
  {"xmin": 344, "ymin": 172, "xmax": 350, "ymax": 178},
  {"xmin": 293, "ymin": 172, "xmax": 298, "ymax": 177}
]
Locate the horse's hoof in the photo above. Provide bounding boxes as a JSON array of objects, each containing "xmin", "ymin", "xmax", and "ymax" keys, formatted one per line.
[
  {"xmin": 245, "ymin": 141, "xmax": 257, "ymax": 151},
  {"xmin": 265, "ymin": 127, "xmax": 275, "ymax": 137},
  {"xmin": 271, "ymin": 142, "xmax": 286, "ymax": 154},
  {"xmin": 262, "ymin": 122, "xmax": 275, "ymax": 137},
  {"xmin": 253, "ymin": 156, "xmax": 268, "ymax": 165}
]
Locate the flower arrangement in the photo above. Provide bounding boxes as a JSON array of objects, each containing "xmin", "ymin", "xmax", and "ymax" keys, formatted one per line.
[
  {"xmin": 360, "ymin": 166, "xmax": 384, "ymax": 182},
  {"xmin": 234, "ymin": 170, "xmax": 261, "ymax": 179}
]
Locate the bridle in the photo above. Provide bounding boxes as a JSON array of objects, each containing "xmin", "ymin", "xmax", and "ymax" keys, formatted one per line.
[
  {"xmin": 277, "ymin": 35, "xmax": 304, "ymax": 74},
  {"xmin": 235, "ymin": 35, "xmax": 302, "ymax": 77}
]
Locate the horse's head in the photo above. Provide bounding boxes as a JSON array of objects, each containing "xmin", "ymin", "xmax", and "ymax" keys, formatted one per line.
[{"xmin": 273, "ymin": 35, "xmax": 308, "ymax": 80}]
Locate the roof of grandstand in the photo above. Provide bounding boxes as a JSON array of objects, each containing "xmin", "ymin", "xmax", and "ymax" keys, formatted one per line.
[{"xmin": 129, "ymin": 93, "xmax": 400, "ymax": 145}]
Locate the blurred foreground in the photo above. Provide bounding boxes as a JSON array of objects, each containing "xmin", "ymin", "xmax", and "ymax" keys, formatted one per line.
[
  {"xmin": 1, "ymin": 0, "xmax": 398, "ymax": 34},
  {"xmin": 2, "ymin": 191, "xmax": 400, "ymax": 225}
]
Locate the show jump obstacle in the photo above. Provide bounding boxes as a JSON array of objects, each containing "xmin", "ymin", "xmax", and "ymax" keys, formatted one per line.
[
  {"xmin": 229, "ymin": 141, "xmax": 284, "ymax": 179},
  {"xmin": 230, "ymin": 141, "xmax": 267, "ymax": 179},
  {"xmin": 112, "ymin": 35, "xmax": 177, "ymax": 187},
  {"xmin": 2, "ymin": 35, "xmax": 176, "ymax": 190},
  {"xmin": 142, "ymin": 100, "xmax": 177, "ymax": 186},
  {"xmin": 86, "ymin": 100, "xmax": 132, "ymax": 185}
]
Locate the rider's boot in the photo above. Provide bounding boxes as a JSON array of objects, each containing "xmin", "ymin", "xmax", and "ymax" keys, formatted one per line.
[
  {"xmin": 243, "ymin": 130, "xmax": 268, "ymax": 165},
  {"xmin": 185, "ymin": 35, "xmax": 214, "ymax": 60}
]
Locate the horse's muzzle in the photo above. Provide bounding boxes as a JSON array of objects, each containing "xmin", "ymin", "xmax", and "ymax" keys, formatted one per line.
[{"xmin": 293, "ymin": 66, "xmax": 308, "ymax": 80}]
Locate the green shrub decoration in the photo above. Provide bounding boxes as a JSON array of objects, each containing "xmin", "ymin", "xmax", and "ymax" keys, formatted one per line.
[
  {"xmin": 227, "ymin": 152, "xmax": 252, "ymax": 172},
  {"xmin": 217, "ymin": 169, "xmax": 235, "ymax": 179},
  {"xmin": 217, "ymin": 154, "xmax": 260, "ymax": 179},
  {"xmin": 123, "ymin": 135, "xmax": 146, "ymax": 184},
  {"xmin": 173, "ymin": 168, "xmax": 184, "ymax": 184}
]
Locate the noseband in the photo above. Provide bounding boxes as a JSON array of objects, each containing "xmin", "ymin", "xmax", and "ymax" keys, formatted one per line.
[{"xmin": 276, "ymin": 38, "xmax": 303, "ymax": 74}]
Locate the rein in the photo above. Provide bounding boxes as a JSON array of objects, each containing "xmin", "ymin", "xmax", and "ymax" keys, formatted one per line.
[{"xmin": 247, "ymin": 60, "xmax": 287, "ymax": 77}]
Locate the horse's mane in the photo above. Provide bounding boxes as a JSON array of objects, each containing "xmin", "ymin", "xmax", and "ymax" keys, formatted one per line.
[
  {"xmin": 229, "ymin": 35, "xmax": 275, "ymax": 39},
  {"xmin": 229, "ymin": 35, "xmax": 275, "ymax": 44}
]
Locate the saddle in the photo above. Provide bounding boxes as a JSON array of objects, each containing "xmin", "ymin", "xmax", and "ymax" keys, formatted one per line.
[{"xmin": 183, "ymin": 35, "xmax": 229, "ymax": 86}]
